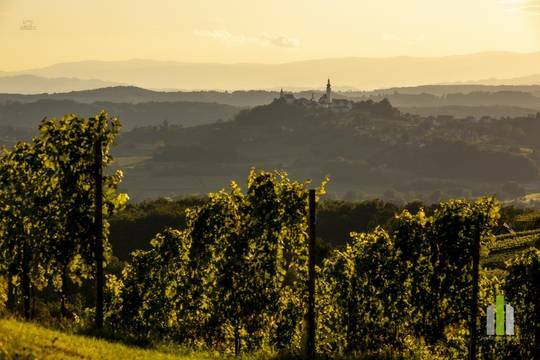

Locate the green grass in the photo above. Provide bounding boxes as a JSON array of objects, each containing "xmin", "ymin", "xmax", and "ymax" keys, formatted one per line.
[
  {"xmin": 0, "ymin": 318, "xmax": 411, "ymax": 360},
  {"xmin": 0, "ymin": 318, "xmax": 215, "ymax": 360}
]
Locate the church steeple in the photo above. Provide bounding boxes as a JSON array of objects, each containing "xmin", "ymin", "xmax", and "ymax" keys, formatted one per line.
[
  {"xmin": 280, "ymin": 88, "xmax": 284, "ymax": 98},
  {"xmin": 326, "ymin": 78, "xmax": 332, "ymax": 103}
]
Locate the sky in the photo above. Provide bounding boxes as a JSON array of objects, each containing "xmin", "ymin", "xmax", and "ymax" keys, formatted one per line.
[{"xmin": 0, "ymin": 0, "xmax": 539, "ymax": 71}]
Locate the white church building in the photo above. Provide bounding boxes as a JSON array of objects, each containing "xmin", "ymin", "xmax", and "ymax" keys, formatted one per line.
[{"xmin": 278, "ymin": 79, "xmax": 353, "ymax": 112}]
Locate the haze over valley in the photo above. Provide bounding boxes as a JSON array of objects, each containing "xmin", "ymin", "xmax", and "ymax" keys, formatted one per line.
[
  {"xmin": 2, "ymin": 67, "xmax": 540, "ymax": 204},
  {"xmin": 2, "ymin": 52, "xmax": 540, "ymax": 92},
  {"xmin": 3, "ymin": 80, "xmax": 540, "ymax": 205}
]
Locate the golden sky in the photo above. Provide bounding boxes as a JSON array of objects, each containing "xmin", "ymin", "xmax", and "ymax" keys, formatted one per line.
[{"xmin": 1, "ymin": 0, "xmax": 539, "ymax": 71}]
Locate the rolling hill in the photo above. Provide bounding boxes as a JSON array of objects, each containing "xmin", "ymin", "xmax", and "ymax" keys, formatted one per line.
[
  {"xmin": 0, "ymin": 75, "xmax": 121, "ymax": 94},
  {"xmin": 0, "ymin": 86, "xmax": 278, "ymax": 107},
  {"xmin": 0, "ymin": 99, "xmax": 240, "ymax": 130},
  {"xmin": 5, "ymin": 52, "xmax": 540, "ymax": 90},
  {"xmin": 472, "ymin": 73, "xmax": 540, "ymax": 86},
  {"xmin": 2, "ymin": 85, "xmax": 540, "ymax": 115},
  {"xmin": 399, "ymin": 105, "xmax": 539, "ymax": 119},
  {"xmin": 366, "ymin": 84, "xmax": 540, "ymax": 96},
  {"xmin": 110, "ymin": 98, "xmax": 540, "ymax": 201}
]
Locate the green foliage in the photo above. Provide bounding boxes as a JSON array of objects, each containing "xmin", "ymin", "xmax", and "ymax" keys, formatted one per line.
[
  {"xmin": 0, "ymin": 277, "xmax": 6, "ymax": 312},
  {"xmin": 35, "ymin": 112, "xmax": 125, "ymax": 289},
  {"xmin": 112, "ymin": 184, "xmax": 532, "ymax": 358},
  {"xmin": 114, "ymin": 170, "xmax": 327, "ymax": 354},
  {"xmin": 0, "ymin": 111, "xmax": 126, "ymax": 318},
  {"xmin": 110, "ymin": 197, "xmax": 207, "ymax": 260},
  {"xmin": 316, "ymin": 200, "xmax": 399, "ymax": 248},
  {"xmin": 318, "ymin": 198, "xmax": 500, "ymax": 357},
  {"xmin": 0, "ymin": 140, "xmax": 56, "ymax": 315},
  {"xmin": 318, "ymin": 228, "xmax": 411, "ymax": 354},
  {"xmin": 113, "ymin": 228, "xmax": 193, "ymax": 342},
  {"xmin": 504, "ymin": 248, "xmax": 540, "ymax": 359},
  {"xmin": 415, "ymin": 198, "xmax": 499, "ymax": 341}
]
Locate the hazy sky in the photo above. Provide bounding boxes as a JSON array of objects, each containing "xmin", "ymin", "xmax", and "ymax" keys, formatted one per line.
[{"xmin": 1, "ymin": 0, "xmax": 539, "ymax": 71}]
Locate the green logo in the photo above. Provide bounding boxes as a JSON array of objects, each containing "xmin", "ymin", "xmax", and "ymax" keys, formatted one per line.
[{"xmin": 486, "ymin": 294, "xmax": 514, "ymax": 336}]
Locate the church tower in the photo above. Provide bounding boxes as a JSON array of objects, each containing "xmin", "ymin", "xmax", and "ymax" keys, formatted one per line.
[{"xmin": 326, "ymin": 79, "xmax": 332, "ymax": 103}]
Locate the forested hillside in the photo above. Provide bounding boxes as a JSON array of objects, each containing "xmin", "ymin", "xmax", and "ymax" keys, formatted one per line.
[
  {"xmin": 0, "ymin": 99, "xmax": 239, "ymax": 130},
  {"xmin": 361, "ymin": 90, "xmax": 540, "ymax": 109},
  {"xmin": 112, "ymin": 98, "xmax": 540, "ymax": 203},
  {"xmin": 0, "ymin": 86, "xmax": 277, "ymax": 107},
  {"xmin": 3, "ymin": 85, "xmax": 540, "ymax": 113},
  {"xmin": 3, "ymin": 93, "xmax": 537, "ymax": 203}
]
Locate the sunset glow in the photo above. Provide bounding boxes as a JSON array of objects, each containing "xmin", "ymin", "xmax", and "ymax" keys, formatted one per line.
[{"xmin": 1, "ymin": 0, "xmax": 539, "ymax": 71}]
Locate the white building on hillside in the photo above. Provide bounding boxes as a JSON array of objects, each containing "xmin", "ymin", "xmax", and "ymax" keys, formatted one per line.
[{"xmin": 278, "ymin": 79, "xmax": 353, "ymax": 112}]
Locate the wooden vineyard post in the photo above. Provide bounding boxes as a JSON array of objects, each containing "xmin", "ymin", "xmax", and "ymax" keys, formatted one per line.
[
  {"xmin": 94, "ymin": 137, "xmax": 104, "ymax": 329},
  {"xmin": 469, "ymin": 225, "xmax": 481, "ymax": 360},
  {"xmin": 307, "ymin": 189, "xmax": 317, "ymax": 358},
  {"xmin": 21, "ymin": 239, "xmax": 31, "ymax": 320}
]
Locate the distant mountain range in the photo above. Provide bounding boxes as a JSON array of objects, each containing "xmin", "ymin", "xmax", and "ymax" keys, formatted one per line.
[
  {"xmin": 368, "ymin": 84, "xmax": 540, "ymax": 96},
  {"xmin": 3, "ymin": 52, "xmax": 540, "ymax": 91},
  {"xmin": 0, "ymin": 75, "xmax": 121, "ymax": 94},
  {"xmin": 0, "ymin": 86, "xmax": 279, "ymax": 107},
  {"xmin": 471, "ymin": 74, "xmax": 540, "ymax": 86},
  {"xmin": 2, "ymin": 85, "xmax": 540, "ymax": 121}
]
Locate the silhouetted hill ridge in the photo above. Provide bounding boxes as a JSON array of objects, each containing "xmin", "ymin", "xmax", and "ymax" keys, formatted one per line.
[
  {"xmin": 0, "ymin": 75, "xmax": 121, "ymax": 94},
  {"xmin": 6, "ymin": 52, "xmax": 540, "ymax": 90},
  {"xmin": 0, "ymin": 99, "xmax": 240, "ymax": 130}
]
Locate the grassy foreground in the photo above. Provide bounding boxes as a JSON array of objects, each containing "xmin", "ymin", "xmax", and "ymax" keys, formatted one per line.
[{"xmin": 0, "ymin": 318, "xmax": 214, "ymax": 360}]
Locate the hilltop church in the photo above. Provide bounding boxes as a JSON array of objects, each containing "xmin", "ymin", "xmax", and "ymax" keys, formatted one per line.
[{"xmin": 278, "ymin": 79, "xmax": 353, "ymax": 112}]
